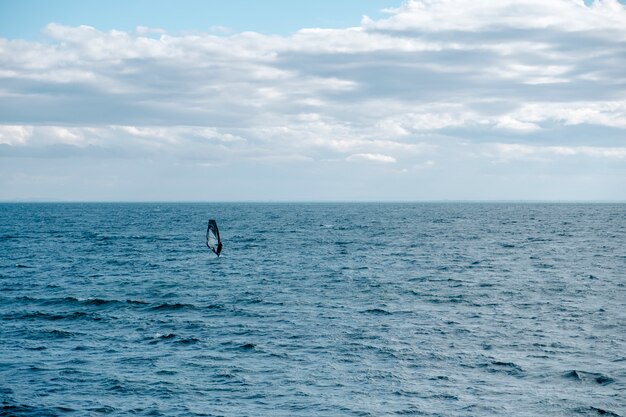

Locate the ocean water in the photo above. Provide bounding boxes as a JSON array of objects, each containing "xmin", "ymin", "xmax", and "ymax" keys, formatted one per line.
[{"xmin": 0, "ymin": 203, "xmax": 624, "ymax": 417}]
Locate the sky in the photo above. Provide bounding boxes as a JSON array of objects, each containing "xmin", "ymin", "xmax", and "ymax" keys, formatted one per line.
[{"xmin": 1, "ymin": 0, "xmax": 625, "ymax": 201}]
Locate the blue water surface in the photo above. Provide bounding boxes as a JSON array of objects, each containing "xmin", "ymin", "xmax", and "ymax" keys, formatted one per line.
[{"xmin": 0, "ymin": 203, "xmax": 624, "ymax": 416}]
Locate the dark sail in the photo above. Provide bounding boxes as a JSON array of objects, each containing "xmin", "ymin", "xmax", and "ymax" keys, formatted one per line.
[{"xmin": 206, "ymin": 219, "xmax": 222, "ymax": 256}]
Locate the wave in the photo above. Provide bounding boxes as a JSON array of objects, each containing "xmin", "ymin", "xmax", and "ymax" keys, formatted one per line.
[
  {"xmin": 87, "ymin": 406, "xmax": 117, "ymax": 414},
  {"xmin": 1, "ymin": 403, "xmax": 63, "ymax": 417},
  {"xmin": 563, "ymin": 370, "xmax": 615, "ymax": 385},
  {"xmin": 154, "ymin": 333, "xmax": 176, "ymax": 339},
  {"xmin": 4, "ymin": 311, "xmax": 101, "ymax": 322},
  {"xmin": 151, "ymin": 302, "xmax": 196, "ymax": 311},
  {"xmin": 44, "ymin": 329, "xmax": 75, "ymax": 339},
  {"xmin": 480, "ymin": 360, "xmax": 524, "ymax": 376},
  {"xmin": 572, "ymin": 406, "xmax": 624, "ymax": 417},
  {"xmin": 15, "ymin": 296, "xmax": 148, "ymax": 308},
  {"xmin": 238, "ymin": 342, "xmax": 256, "ymax": 350},
  {"xmin": 147, "ymin": 332, "xmax": 202, "ymax": 346},
  {"xmin": 588, "ymin": 407, "xmax": 622, "ymax": 416},
  {"xmin": 362, "ymin": 308, "xmax": 392, "ymax": 315},
  {"xmin": 176, "ymin": 337, "xmax": 200, "ymax": 345}
]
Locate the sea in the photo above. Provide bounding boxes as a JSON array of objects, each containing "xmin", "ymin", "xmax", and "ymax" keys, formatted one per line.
[{"xmin": 0, "ymin": 203, "xmax": 624, "ymax": 417}]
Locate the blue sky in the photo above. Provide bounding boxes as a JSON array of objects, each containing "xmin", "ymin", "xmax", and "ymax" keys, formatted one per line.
[
  {"xmin": 0, "ymin": 0, "xmax": 395, "ymax": 39},
  {"xmin": 1, "ymin": 0, "xmax": 625, "ymax": 201}
]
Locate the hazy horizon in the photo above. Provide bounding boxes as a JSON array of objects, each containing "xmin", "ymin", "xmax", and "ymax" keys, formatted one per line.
[{"xmin": 1, "ymin": 199, "xmax": 624, "ymax": 204}]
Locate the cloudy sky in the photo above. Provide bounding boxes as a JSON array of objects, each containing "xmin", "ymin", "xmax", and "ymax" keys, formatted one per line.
[{"xmin": 1, "ymin": 0, "xmax": 625, "ymax": 201}]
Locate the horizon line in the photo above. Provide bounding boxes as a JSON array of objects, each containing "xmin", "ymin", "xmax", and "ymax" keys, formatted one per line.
[{"xmin": 1, "ymin": 199, "xmax": 625, "ymax": 204}]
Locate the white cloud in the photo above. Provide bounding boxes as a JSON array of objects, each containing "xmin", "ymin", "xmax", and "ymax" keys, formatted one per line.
[
  {"xmin": 346, "ymin": 153, "xmax": 397, "ymax": 163},
  {"xmin": 0, "ymin": 125, "xmax": 33, "ymax": 145},
  {"xmin": 1, "ymin": 1, "xmax": 624, "ymax": 139},
  {"xmin": 367, "ymin": 0, "xmax": 626, "ymax": 33},
  {"xmin": 489, "ymin": 143, "xmax": 626, "ymax": 161},
  {"xmin": 45, "ymin": 127, "xmax": 88, "ymax": 146},
  {"xmin": 495, "ymin": 116, "xmax": 541, "ymax": 133},
  {"xmin": 500, "ymin": 101, "xmax": 626, "ymax": 129}
]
